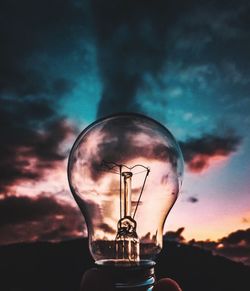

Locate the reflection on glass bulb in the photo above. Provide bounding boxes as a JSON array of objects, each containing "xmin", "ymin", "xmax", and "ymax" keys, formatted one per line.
[{"xmin": 68, "ymin": 113, "xmax": 184, "ymax": 268}]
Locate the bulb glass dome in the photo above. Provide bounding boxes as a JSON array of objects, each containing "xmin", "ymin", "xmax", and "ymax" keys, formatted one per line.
[{"xmin": 68, "ymin": 113, "xmax": 183, "ymax": 266}]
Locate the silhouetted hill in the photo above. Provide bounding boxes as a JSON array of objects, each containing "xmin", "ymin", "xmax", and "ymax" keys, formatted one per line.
[{"xmin": 0, "ymin": 238, "xmax": 249, "ymax": 291}]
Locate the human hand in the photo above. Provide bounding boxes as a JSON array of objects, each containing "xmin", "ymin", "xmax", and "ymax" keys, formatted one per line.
[{"xmin": 81, "ymin": 268, "xmax": 182, "ymax": 291}]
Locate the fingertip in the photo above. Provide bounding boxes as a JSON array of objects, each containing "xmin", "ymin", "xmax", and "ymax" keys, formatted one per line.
[
  {"xmin": 80, "ymin": 268, "xmax": 114, "ymax": 291},
  {"xmin": 153, "ymin": 278, "xmax": 182, "ymax": 291}
]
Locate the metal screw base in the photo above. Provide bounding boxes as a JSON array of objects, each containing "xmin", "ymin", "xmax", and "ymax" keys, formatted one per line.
[{"xmin": 96, "ymin": 260, "xmax": 155, "ymax": 291}]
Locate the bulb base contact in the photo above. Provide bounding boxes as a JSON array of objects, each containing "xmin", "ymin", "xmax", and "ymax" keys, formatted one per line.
[{"xmin": 95, "ymin": 260, "xmax": 155, "ymax": 290}]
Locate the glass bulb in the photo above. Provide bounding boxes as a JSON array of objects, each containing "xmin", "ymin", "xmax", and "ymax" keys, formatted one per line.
[{"xmin": 68, "ymin": 113, "xmax": 184, "ymax": 267}]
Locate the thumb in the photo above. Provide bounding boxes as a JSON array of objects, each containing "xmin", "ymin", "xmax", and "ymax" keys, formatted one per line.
[{"xmin": 80, "ymin": 268, "xmax": 114, "ymax": 291}]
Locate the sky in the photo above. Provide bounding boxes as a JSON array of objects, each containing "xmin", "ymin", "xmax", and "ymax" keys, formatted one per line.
[{"xmin": 0, "ymin": 0, "xmax": 250, "ymax": 265}]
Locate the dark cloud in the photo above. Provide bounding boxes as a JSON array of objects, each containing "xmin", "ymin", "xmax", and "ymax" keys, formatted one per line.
[
  {"xmin": 0, "ymin": 1, "xmax": 87, "ymax": 193},
  {"xmin": 0, "ymin": 0, "xmax": 86, "ymax": 96},
  {"xmin": 220, "ymin": 228, "xmax": 250, "ymax": 246},
  {"xmin": 164, "ymin": 227, "xmax": 185, "ymax": 243},
  {"xmin": 92, "ymin": 0, "xmax": 193, "ymax": 117},
  {"xmin": 189, "ymin": 239, "xmax": 218, "ymax": 251},
  {"xmin": 0, "ymin": 195, "xmax": 63, "ymax": 226},
  {"xmin": 0, "ymin": 97, "xmax": 75, "ymax": 193},
  {"xmin": 187, "ymin": 196, "xmax": 199, "ymax": 203},
  {"xmin": 90, "ymin": 0, "xmax": 250, "ymax": 120},
  {"xmin": 165, "ymin": 1, "xmax": 250, "ymax": 111},
  {"xmin": 72, "ymin": 115, "xmax": 181, "ymax": 182},
  {"xmin": 0, "ymin": 195, "xmax": 85, "ymax": 245},
  {"xmin": 180, "ymin": 132, "xmax": 242, "ymax": 173},
  {"xmin": 140, "ymin": 232, "xmax": 157, "ymax": 243},
  {"xmin": 174, "ymin": 1, "xmax": 250, "ymax": 72},
  {"xmin": 96, "ymin": 116, "xmax": 180, "ymax": 169},
  {"xmin": 189, "ymin": 228, "xmax": 250, "ymax": 266},
  {"xmin": 0, "ymin": 1, "xmax": 92, "ymax": 247},
  {"xmin": 99, "ymin": 223, "xmax": 116, "ymax": 234}
]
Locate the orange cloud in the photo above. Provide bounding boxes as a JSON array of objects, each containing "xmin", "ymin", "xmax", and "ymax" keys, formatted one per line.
[
  {"xmin": 180, "ymin": 132, "xmax": 242, "ymax": 173},
  {"xmin": 186, "ymin": 153, "xmax": 228, "ymax": 173}
]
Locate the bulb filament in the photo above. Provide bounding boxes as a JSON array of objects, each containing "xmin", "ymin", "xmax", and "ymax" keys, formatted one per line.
[{"xmin": 116, "ymin": 171, "xmax": 139, "ymax": 262}]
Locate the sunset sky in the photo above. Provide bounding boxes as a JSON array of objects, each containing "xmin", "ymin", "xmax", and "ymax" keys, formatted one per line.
[{"xmin": 0, "ymin": 0, "xmax": 250, "ymax": 265}]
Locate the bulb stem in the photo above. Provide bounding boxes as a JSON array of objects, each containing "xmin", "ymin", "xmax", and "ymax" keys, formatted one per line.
[
  {"xmin": 116, "ymin": 171, "xmax": 139, "ymax": 261},
  {"xmin": 121, "ymin": 171, "xmax": 132, "ymax": 218}
]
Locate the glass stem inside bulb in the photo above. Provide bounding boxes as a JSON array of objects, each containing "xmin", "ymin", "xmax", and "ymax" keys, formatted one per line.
[
  {"xmin": 122, "ymin": 171, "xmax": 132, "ymax": 217},
  {"xmin": 116, "ymin": 171, "xmax": 139, "ymax": 262}
]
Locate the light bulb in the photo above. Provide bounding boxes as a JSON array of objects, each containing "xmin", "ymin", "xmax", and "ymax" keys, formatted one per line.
[{"xmin": 68, "ymin": 113, "xmax": 184, "ymax": 289}]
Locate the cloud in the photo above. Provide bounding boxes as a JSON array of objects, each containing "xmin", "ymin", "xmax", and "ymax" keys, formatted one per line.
[
  {"xmin": 219, "ymin": 228, "xmax": 250, "ymax": 265},
  {"xmin": 91, "ymin": 0, "xmax": 195, "ymax": 118},
  {"xmin": 187, "ymin": 196, "xmax": 199, "ymax": 203},
  {"xmin": 72, "ymin": 116, "xmax": 181, "ymax": 182},
  {"xmin": 0, "ymin": 97, "xmax": 75, "ymax": 193},
  {"xmin": 99, "ymin": 223, "xmax": 116, "ymax": 234},
  {"xmin": 0, "ymin": 0, "xmax": 95, "ymax": 246},
  {"xmin": 242, "ymin": 217, "xmax": 249, "ymax": 223},
  {"xmin": 180, "ymin": 132, "xmax": 242, "ymax": 173},
  {"xmin": 89, "ymin": 0, "xmax": 250, "ymax": 121},
  {"xmin": 0, "ymin": 1, "xmax": 85, "ymax": 193},
  {"xmin": 220, "ymin": 228, "xmax": 250, "ymax": 246},
  {"xmin": 0, "ymin": 0, "xmax": 86, "ymax": 96},
  {"xmin": 189, "ymin": 228, "xmax": 250, "ymax": 266},
  {"xmin": 164, "ymin": 227, "xmax": 185, "ymax": 243},
  {"xmin": 0, "ymin": 195, "xmax": 85, "ymax": 245}
]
